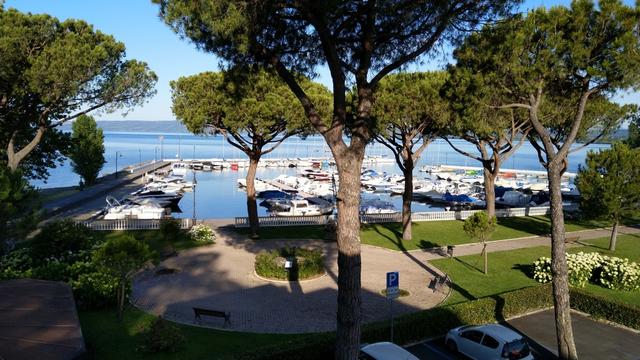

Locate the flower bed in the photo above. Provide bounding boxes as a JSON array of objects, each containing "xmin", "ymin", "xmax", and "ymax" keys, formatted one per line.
[
  {"xmin": 533, "ymin": 252, "xmax": 640, "ymax": 291},
  {"xmin": 188, "ymin": 224, "xmax": 216, "ymax": 244},
  {"xmin": 255, "ymin": 247, "xmax": 325, "ymax": 281}
]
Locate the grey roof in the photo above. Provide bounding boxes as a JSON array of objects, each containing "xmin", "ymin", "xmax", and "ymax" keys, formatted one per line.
[{"xmin": 0, "ymin": 279, "xmax": 86, "ymax": 360}]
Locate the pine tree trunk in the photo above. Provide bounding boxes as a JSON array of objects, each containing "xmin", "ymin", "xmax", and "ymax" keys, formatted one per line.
[
  {"xmin": 609, "ymin": 220, "xmax": 619, "ymax": 251},
  {"xmin": 548, "ymin": 168, "xmax": 578, "ymax": 360},
  {"xmin": 334, "ymin": 158, "xmax": 363, "ymax": 360},
  {"xmin": 483, "ymin": 168, "xmax": 496, "ymax": 217},
  {"xmin": 402, "ymin": 168, "xmax": 413, "ymax": 241},
  {"xmin": 246, "ymin": 156, "xmax": 260, "ymax": 238}
]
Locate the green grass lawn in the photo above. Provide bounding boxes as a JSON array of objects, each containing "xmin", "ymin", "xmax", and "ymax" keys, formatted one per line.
[
  {"xmin": 431, "ymin": 246, "xmax": 549, "ymax": 305},
  {"xmin": 360, "ymin": 216, "xmax": 602, "ymax": 251},
  {"xmin": 94, "ymin": 230, "xmax": 212, "ymax": 263},
  {"xmin": 568, "ymin": 234, "xmax": 640, "ymax": 307},
  {"xmin": 431, "ymin": 234, "xmax": 640, "ymax": 307},
  {"xmin": 235, "ymin": 215, "xmax": 608, "ymax": 251},
  {"xmin": 79, "ymin": 306, "xmax": 308, "ymax": 360}
]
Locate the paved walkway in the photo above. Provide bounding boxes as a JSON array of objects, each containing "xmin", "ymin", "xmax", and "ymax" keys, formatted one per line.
[
  {"xmin": 131, "ymin": 224, "xmax": 639, "ymax": 334},
  {"xmin": 131, "ymin": 228, "xmax": 450, "ymax": 334}
]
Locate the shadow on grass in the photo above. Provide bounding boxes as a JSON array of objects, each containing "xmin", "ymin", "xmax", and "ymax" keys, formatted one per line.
[
  {"xmin": 365, "ymin": 223, "xmax": 443, "ymax": 251},
  {"xmin": 453, "ymin": 257, "xmax": 484, "ymax": 274},
  {"xmin": 497, "ymin": 216, "xmax": 552, "ymax": 236},
  {"xmin": 512, "ymin": 264, "xmax": 535, "ymax": 279}
]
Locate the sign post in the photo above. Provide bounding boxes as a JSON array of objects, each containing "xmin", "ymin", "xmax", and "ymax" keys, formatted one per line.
[{"xmin": 386, "ymin": 271, "xmax": 399, "ymax": 342}]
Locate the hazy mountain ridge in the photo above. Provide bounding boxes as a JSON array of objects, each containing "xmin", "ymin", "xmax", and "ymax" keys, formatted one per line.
[{"xmin": 59, "ymin": 120, "xmax": 189, "ymax": 134}]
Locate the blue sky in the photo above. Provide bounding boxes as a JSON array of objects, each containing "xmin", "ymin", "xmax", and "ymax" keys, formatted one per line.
[{"xmin": 5, "ymin": 0, "xmax": 638, "ymax": 121}]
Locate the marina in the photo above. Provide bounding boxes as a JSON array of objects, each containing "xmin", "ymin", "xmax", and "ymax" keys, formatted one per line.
[
  {"xmin": 35, "ymin": 125, "xmax": 604, "ymax": 221},
  {"xmin": 85, "ymin": 153, "xmax": 581, "ymax": 223}
]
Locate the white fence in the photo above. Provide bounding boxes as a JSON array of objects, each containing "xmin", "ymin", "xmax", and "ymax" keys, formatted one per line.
[
  {"xmin": 81, "ymin": 218, "xmax": 193, "ymax": 231},
  {"xmin": 234, "ymin": 215, "xmax": 331, "ymax": 227},
  {"xmin": 233, "ymin": 205, "xmax": 569, "ymax": 228}
]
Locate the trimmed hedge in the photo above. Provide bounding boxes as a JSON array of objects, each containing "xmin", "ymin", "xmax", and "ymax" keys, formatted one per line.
[
  {"xmin": 237, "ymin": 284, "xmax": 553, "ymax": 359},
  {"xmin": 570, "ymin": 288, "xmax": 640, "ymax": 330}
]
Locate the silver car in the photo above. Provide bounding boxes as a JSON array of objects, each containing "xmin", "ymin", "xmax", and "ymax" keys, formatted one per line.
[{"xmin": 445, "ymin": 324, "xmax": 535, "ymax": 360}]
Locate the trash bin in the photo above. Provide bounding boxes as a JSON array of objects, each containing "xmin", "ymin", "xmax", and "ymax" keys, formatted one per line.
[{"xmin": 447, "ymin": 245, "xmax": 455, "ymax": 257}]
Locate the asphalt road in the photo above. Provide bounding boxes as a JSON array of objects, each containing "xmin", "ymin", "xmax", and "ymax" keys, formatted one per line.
[
  {"xmin": 508, "ymin": 309, "xmax": 640, "ymax": 360},
  {"xmin": 406, "ymin": 309, "xmax": 640, "ymax": 360},
  {"xmin": 406, "ymin": 336, "xmax": 553, "ymax": 360}
]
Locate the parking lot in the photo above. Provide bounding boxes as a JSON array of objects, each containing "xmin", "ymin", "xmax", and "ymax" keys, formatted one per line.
[{"xmin": 406, "ymin": 309, "xmax": 640, "ymax": 359}]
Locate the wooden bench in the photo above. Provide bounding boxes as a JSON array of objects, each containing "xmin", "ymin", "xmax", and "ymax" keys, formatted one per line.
[
  {"xmin": 565, "ymin": 236, "xmax": 580, "ymax": 244},
  {"xmin": 193, "ymin": 307, "xmax": 231, "ymax": 327}
]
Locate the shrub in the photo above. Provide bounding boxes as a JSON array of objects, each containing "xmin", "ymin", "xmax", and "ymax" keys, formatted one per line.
[
  {"xmin": 598, "ymin": 256, "xmax": 640, "ymax": 291},
  {"xmin": 159, "ymin": 218, "xmax": 182, "ymax": 243},
  {"xmin": 570, "ymin": 288, "xmax": 640, "ymax": 330},
  {"xmin": 566, "ymin": 252, "xmax": 603, "ymax": 287},
  {"xmin": 188, "ymin": 224, "xmax": 215, "ymax": 243},
  {"xmin": 71, "ymin": 271, "xmax": 120, "ymax": 310},
  {"xmin": 30, "ymin": 219, "xmax": 94, "ymax": 262},
  {"xmin": 255, "ymin": 247, "xmax": 324, "ymax": 280},
  {"xmin": 0, "ymin": 248, "xmax": 33, "ymax": 272},
  {"xmin": 533, "ymin": 252, "xmax": 640, "ymax": 291},
  {"xmin": 533, "ymin": 257, "xmax": 553, "ymax": 283},
  {"xmin": 137, "ymin": 317, "xmax": 186, "ymax": 353},
  {"xmin": 31, "ymin": 261, "xmax": 70, "ymax": 281}
]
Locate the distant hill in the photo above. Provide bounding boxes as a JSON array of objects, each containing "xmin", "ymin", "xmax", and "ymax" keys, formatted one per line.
[{"xmin": 59, "ymin": 120, "xmax": 189, "ymax": 134}]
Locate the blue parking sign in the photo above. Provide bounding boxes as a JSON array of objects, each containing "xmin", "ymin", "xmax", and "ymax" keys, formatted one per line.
[
  {"xmin": 386, "ymin": 272, "xmax": 399, "ymax": 288},
  {"xmin": 386, "ymin": 272, "xmax": 399, "ymax": 299}
]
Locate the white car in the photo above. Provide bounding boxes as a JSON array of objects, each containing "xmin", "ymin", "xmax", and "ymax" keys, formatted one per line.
[
  {"xmin": 445, "ymin": 324, "xmax": 534, "ymax": 360},
  {"xmin": 359, "ymin": 342, "xmax": 419, "ymax": 360}
]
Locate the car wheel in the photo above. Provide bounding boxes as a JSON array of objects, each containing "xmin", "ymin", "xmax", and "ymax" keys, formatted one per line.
[{"xmin": 446, "ymin": 339, "xmax": 458, "ymax": 353}]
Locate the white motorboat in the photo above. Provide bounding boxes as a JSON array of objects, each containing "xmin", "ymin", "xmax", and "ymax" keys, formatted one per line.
[
  {"xmin": 497, "ymin": 190, "xmax": 531, "ymax": 207},
  {"xmin": 103, "ymin": 196, "xmax": 168, "ymax": 220},
  {"xmin": 272, "ymin": 199, "xmax": 333, "ymax": 216},
  {"xmin": 171, "ymin": 162, "xmax": 189, "ymax": 177},
  {"xmin": 360, "ymin": 199, "xmax": 397, "ymax": 214}
]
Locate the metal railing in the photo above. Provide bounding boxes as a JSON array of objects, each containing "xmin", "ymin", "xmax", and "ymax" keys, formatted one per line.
[
  {"xmin": 234, "ymin": 215, "xmax": 330, "ymax": 227},
  {"xmin": 233, "ymin": 205, "xmax": 568, "ymax": 228},
  {"xmin": 81, "ymin": 218, "xmax": 193, "ymax": 231}
]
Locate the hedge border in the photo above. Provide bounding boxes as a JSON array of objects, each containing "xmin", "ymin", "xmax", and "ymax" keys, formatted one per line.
[
  {"xmin": 237, "ymin": 285, "xmax": 640, "ymax": 359},
  {"xmin": 569, "ymin": 288, "xmax": 640, "ymax": 330},
  {"xmin": 236, "ymin": 284, "xmax": 554, "ymax": 360}
]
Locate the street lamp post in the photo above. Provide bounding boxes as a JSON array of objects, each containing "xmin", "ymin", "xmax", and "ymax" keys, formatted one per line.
[
  {"xmin": 192, "ymin": 169, "xmax": 197, "ymax": 222},
  {"xmin": 159, "ymin": 135, "xmax": 164, "ymax": 161},
  {"xmin": 115, "ymin": 151, "xmax": 122, "ymax": 179}
]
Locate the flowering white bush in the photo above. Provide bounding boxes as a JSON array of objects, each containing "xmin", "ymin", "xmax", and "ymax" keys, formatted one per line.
[
  {"xmin": 567, "ymin": 252, "xmax": 603, "ymax": 287},
  {"xmin": 534, "ymin": 252, "xmax": 602, "ymax": 287},
  {"xmin": 599, "ymin": 256, "xmax": 640, "ymax": 291},
  {"xmin": 188, "ymin": 224, "xmax": 215, "ymax": 244},
  {"xmin": 533, "ymin": 252, "xmax": 639, "ymax": 291},
  {"xmin": 533, "ymin": 257, "xmax": 553, "ymax": 283}
]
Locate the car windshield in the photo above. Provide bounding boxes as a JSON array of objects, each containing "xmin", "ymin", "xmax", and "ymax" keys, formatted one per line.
[{"xmin": 502, "ymin": 339, "xmax": 531, "ymax": 360}]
